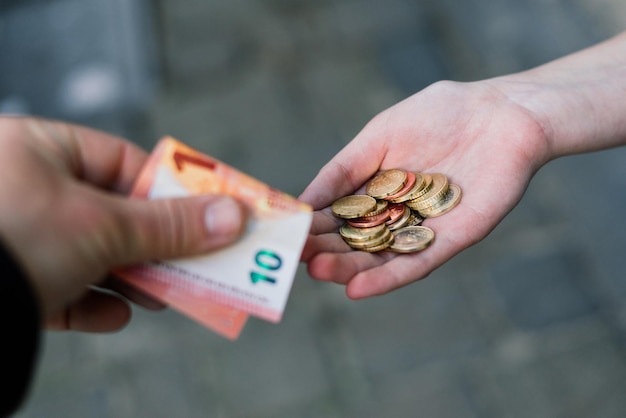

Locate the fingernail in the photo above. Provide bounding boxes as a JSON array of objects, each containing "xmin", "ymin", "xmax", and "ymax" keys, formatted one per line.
[{"xmin": 204, "ymin": 196, "xmax": 245, "ymax": 240}]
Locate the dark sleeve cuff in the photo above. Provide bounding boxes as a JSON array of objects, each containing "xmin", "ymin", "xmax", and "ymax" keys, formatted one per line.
[{"xmin": 0, "ymin": 240, "xmax": 41, "ymax": 417}]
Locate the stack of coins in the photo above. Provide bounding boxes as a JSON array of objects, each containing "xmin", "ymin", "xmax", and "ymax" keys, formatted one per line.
[{"xmin": 331, "ymin": 169, "xmax": 461, "ymax": 253}]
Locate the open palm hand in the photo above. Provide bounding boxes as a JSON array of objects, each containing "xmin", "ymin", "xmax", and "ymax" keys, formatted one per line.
[{"xmin": 300, "ymin": 80, "xmax": 550, "ymax": 299}]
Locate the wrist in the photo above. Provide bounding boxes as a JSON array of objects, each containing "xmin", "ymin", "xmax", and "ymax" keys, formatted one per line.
[
  {"xmin": 486, "ymin": 75, "xmax": 584, "ymax": 162},
  {"xmin": 487, "ymin": 32, "xmax": 626, "ymax": 161}
]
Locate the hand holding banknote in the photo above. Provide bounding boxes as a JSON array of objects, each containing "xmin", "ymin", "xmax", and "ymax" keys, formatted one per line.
[
  {"xmin": 116, "ymin": 137, "xmax": 312, "ymax": 340},
  {"xmin": 0, "ymin": 116, "xmax": 247, "ymax": 332}
]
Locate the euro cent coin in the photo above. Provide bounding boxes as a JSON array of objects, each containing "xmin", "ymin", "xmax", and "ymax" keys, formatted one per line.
[
  {"xmin": 405, "ymin": 173, "xmax": 449, "ymax": 210},
  {"xmin": 339, "ymin": 223, "xmax": 388, "ymax": 242},
  {"xmin": 393, "ymin": 172, "xmax": 429, "ymax": 202},
  {"xmin": 360, "ymin": 234, "xmax": 395, "ymax": 252},
  {"xmin": 347, "ymin": 228, "xmax": 393, "ymax": 250},
  {"xmin": 366, "ymin": 169, "xmax": 408, "ymax": 199},
  {"xmin": 331, "ymin": 195, "xmax": 377, "ymax": 219},
  {"xmin": 386, "ymin": 205, "xmax": 412, "ymax": 231},
  {"xmin": 420, "ymin": 184, "xmax": 462, "ymax": 218},
  {"xmin": 386, "ymin": 203, "xmax": 408, "ymax": 224},
  {"xmin": 385, "ymin": 171, "xmax": 417, "ymax": 201},
  {"xmin": 362, "ymin": 199, "xmax": 389, "ymax": 217},
  {"xmin": 347, "ymin": 209, "xmax": 391, "ymax": 227},
  {"xmin": 389, "ymin": 226, "xmax": 435, "ymax": 253}
]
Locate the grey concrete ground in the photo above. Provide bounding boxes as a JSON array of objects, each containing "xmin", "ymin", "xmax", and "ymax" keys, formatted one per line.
[{"xmin": 3, "ymin": 0, "xmax": 626, "ymax": 417}]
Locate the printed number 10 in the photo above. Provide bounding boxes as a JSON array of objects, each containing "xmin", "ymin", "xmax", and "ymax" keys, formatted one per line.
[{"xmin": 250, "ymin": 249, "xmax": 282, "ymax": 285}]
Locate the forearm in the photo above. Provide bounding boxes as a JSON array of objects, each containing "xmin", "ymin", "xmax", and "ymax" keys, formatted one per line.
[{"xmin": 489, "ymin": 31, "xmax": 626, "ymax": 160}]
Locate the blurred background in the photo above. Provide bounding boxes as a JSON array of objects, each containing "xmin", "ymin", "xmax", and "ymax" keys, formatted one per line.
[{"xmin": 2, "ymin": 0, "xmax": 626, "ymax": 417}]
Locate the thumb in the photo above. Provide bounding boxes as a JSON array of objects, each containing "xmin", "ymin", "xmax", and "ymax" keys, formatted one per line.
[
  {"xmin": 299, "ymin": 115, "xmax": 388, "ymax": 209},
  {"xmin": 102, "ymin": 194, "xmax": 247, "ymax": 267},
  {"xmin": 299, "ymin": 144, "xmax": 381, "ymax": 210}
]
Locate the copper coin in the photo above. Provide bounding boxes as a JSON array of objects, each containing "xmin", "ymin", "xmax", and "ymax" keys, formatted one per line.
[
  {"xmin": 387, "ymin": 205, "xmax": 413, "ymax": 231},
  {"xmin": 388, "ymin": 226, "xmax": 435, "ymax": 253},
  {"xmin": 385, "ymin": 171, "xmax": 416, "ymax": 201},
  {"xmin": 339, "ymin": 223, "xmax": 388, "ymax": 243},
  {"xmin": 366, "ymin": 169, "xmax": 408, "ymax": 199},
  {"xmin": 331, "ymin": 195, "xmax": 377, "ymax": 219},
  {"xmin": 392, "ymin": 172, "xmax": 429, "ymax": 203},
  {"xmin": 386, "ymin": 203, "xmax": 407, "ymax": 224},
  {"xmin": 347, "ymin": 209, "xmax": 390, "ymax": 227}
]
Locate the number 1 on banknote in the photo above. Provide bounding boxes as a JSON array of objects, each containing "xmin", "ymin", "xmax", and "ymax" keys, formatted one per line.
[{"xmin": 116, "ymin": 137, "xmax": 312, "ymax": 340}]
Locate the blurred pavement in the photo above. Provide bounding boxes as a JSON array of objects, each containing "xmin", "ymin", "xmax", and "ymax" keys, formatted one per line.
[{"xmin": 3, "ymin": 0, "xmax": 626, "ymax": 417}]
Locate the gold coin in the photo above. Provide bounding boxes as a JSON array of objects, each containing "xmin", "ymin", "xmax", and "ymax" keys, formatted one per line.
[
  {"xmin": 347, "ymin": 210, "xmax": 390, "ymax": 228},
  {"xmin": 388, "ymin": 226, "xmax": 435, "ymax": 253},
  {"xmin": 331, "ymin": 195, "xmax": 377, "ymax": 219},
  {"xmin": 366, "ymin": 169, "xmax": 408, "ymax": 199},
  {"xmin": 405, "ymin": 173, "xmax": 449, "ymax": 210},
  {"xmin": 419, "ymin": 184, "xmax": 462, "ymax": 218},
  {"xmin": 389, "ymin": 172, "xmax": 426, "ymax": 203},
  {"xmin": 400, "ymin": 173, "xmax": 433, "ymax": 202},
  {"xmin": 363, "ymin": 199, "xmax": 389, "ymax": 217},
  {"xmin": 339, "ymin": 223, "xmax": 388, "ymax": 243},
  {"xmin": 405, "ymin": 212, "xmax": 424, "ymax": 226},
  {"xmin": 386, "ymin": 171, "xmax": 417, "ymax": 201},
  {"xmin": 347, "ymin": 228, "xmax": 393, "ymax": 249},
  {"xmin": 356, "ymin": 233, "xmax": 395, "ymax": 252},
  {"xmin": 387, "ymin": 204, "xmax": 412, "ymax": 231}
]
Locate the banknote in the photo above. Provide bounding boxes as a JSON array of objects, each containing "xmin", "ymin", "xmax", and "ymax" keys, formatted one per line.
[{"xmin": 116, "ymin": 137, "xmax": 312, "ymax": 339}]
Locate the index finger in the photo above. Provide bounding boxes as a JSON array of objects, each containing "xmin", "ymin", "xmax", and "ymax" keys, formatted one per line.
[{"xmin": 29, "ymin": 116, "xmax": 150, "ymax": 193}]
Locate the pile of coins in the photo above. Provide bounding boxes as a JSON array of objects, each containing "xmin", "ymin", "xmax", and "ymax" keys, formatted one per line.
[{"xmin": 331, "ymin": 169, "xmax": 462, "ymax": 253}]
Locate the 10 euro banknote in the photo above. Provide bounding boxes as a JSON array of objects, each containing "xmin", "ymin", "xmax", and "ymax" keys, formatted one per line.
[{"xmin": 116, "ymin": 137, "xmax": 312, "ymax": 340}]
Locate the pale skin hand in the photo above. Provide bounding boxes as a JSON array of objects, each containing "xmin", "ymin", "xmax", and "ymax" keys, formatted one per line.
[
  {"xmin": 300, "ymin": 81, "xmax": 549, "ymax": 299},
  {"xmin": 0, "ymin": 116, "xmax": 247, "ymax": 332},
  {"xmin": 300, "ymin": 31, "xmax": 626, "ymax": 300}
]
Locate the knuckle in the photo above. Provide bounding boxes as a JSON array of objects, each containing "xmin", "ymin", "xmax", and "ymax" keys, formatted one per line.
[{"xmin": 134, "ymin": 198, "xmax": 195, "ymax": 258}]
